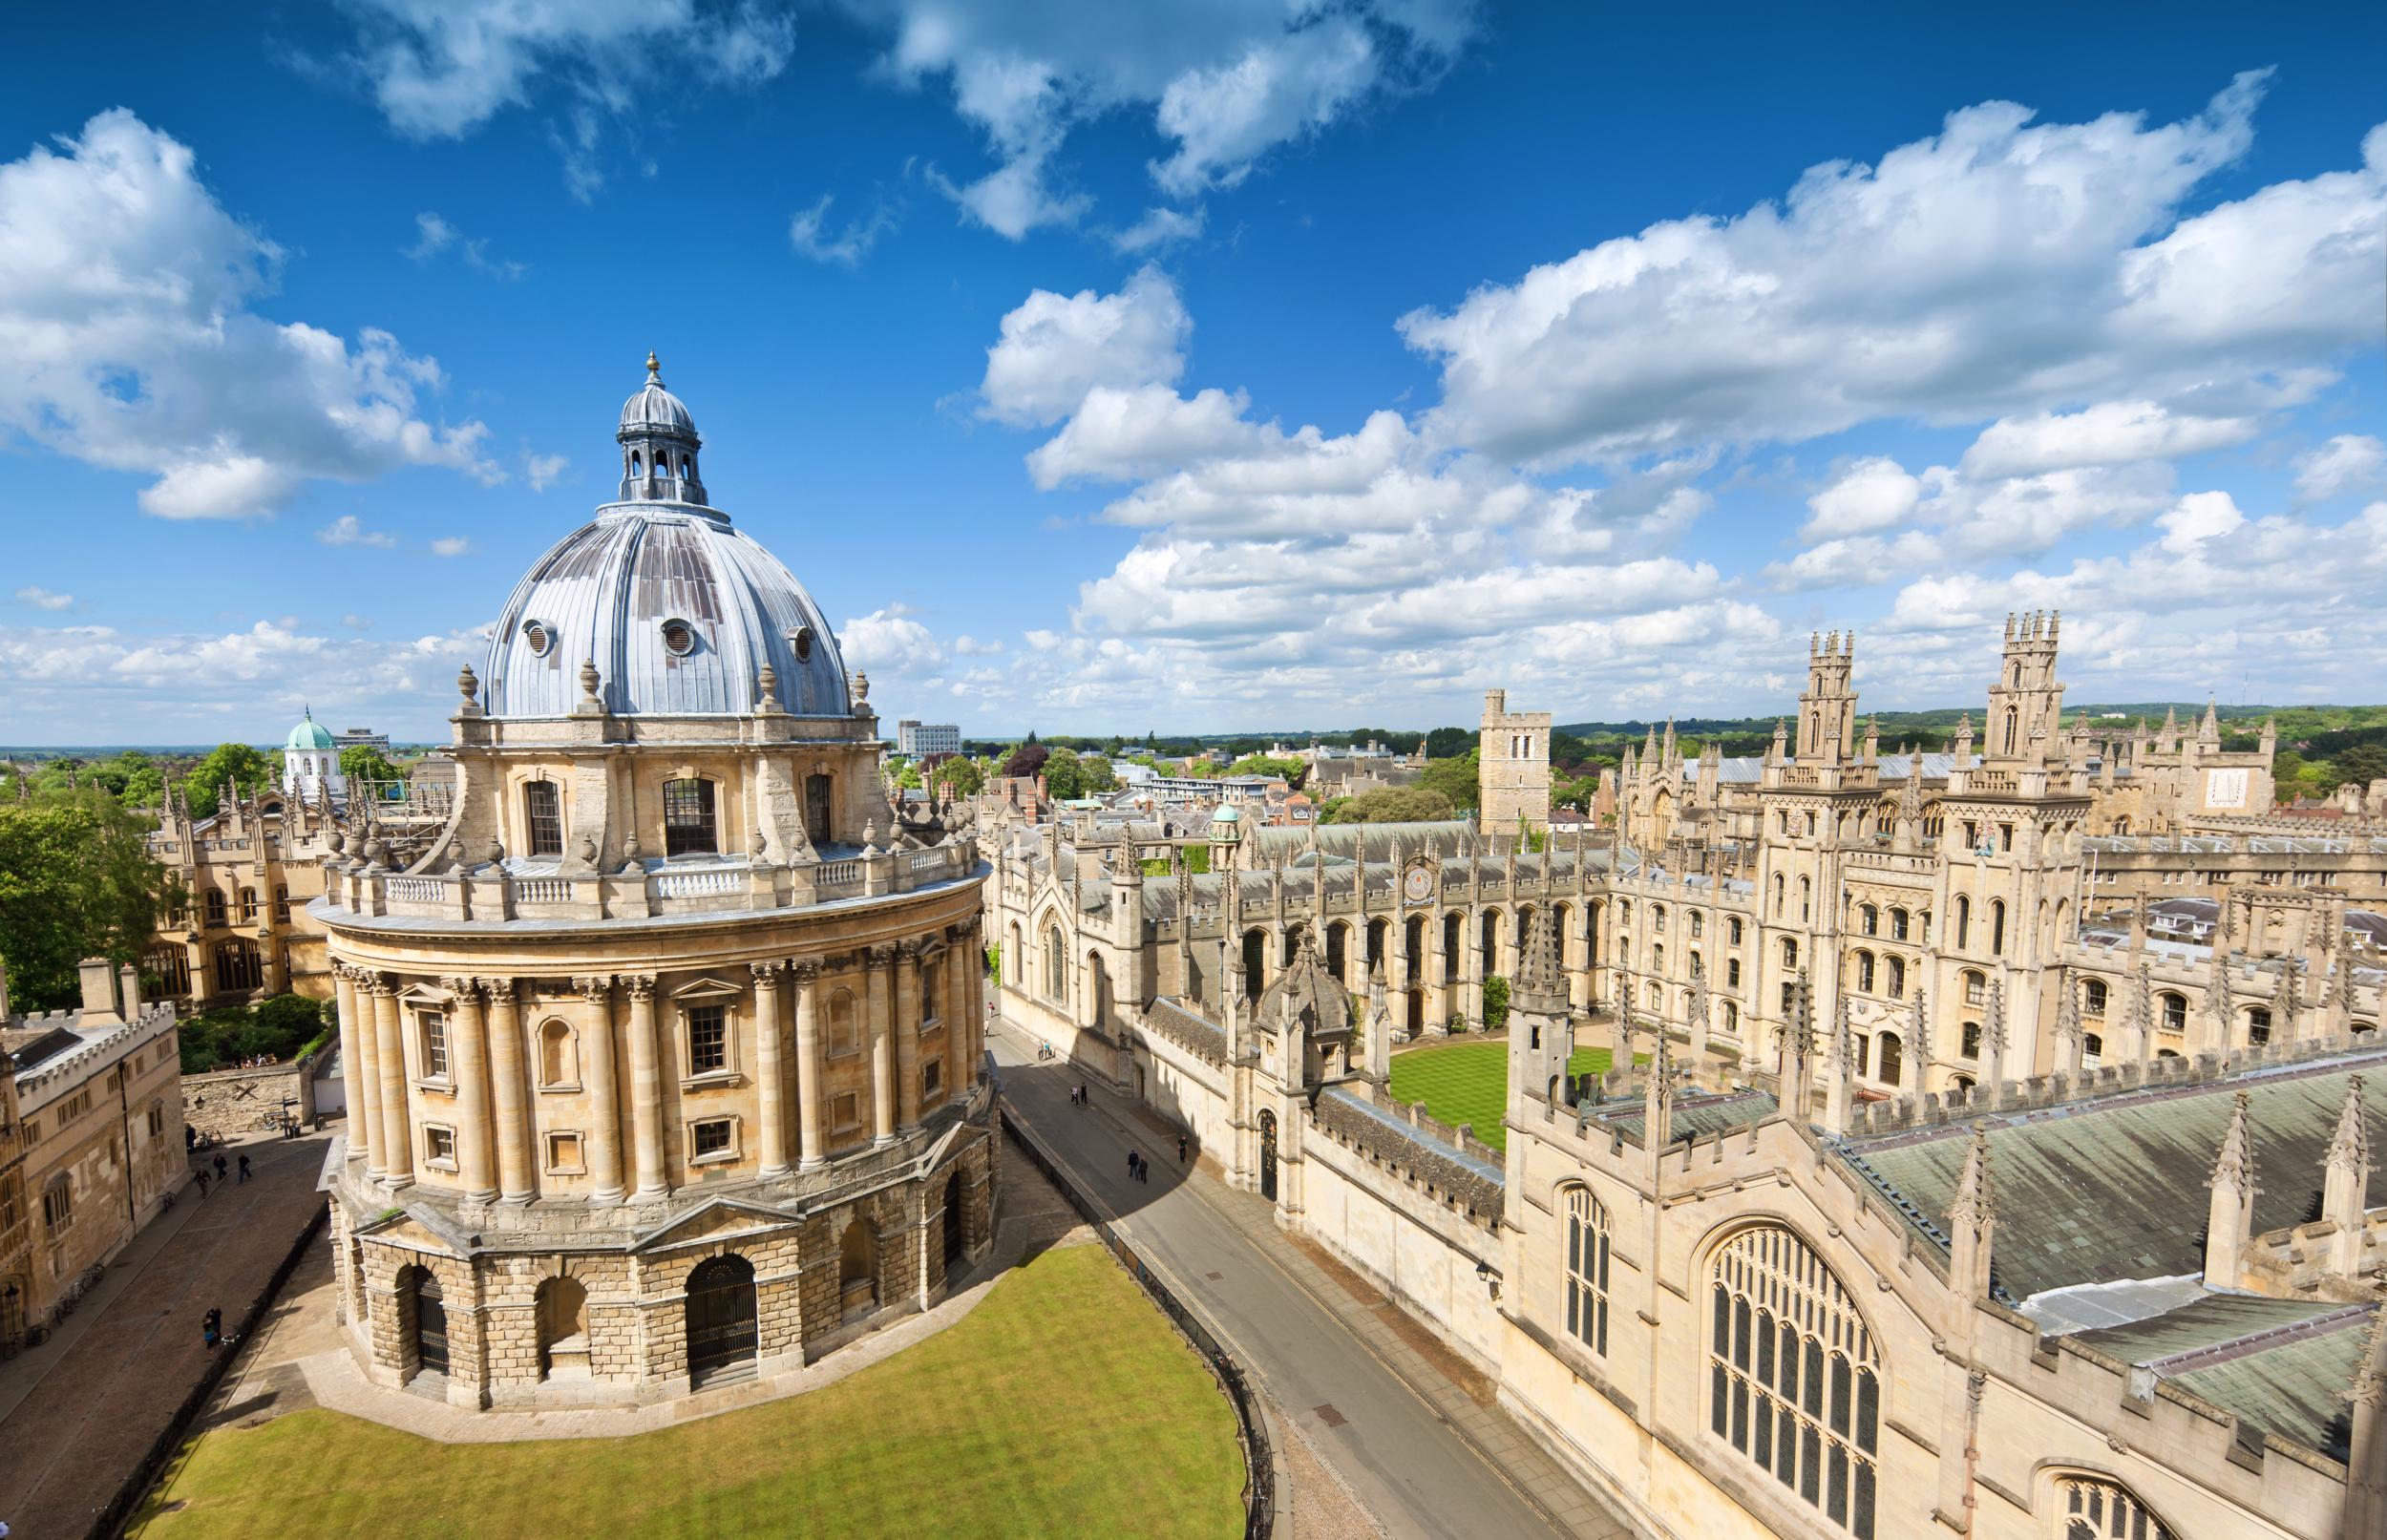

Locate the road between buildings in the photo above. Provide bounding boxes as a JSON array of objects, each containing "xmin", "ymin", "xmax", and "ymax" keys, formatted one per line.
[{"xmin": 992, "ymin": 1025, "xmax": 1637, "ymax": 1540}]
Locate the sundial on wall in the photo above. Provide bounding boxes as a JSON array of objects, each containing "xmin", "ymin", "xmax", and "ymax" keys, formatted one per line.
[{"xmin": 1403, "ymin": 860, "xmax": 1434, "ymax": 904}]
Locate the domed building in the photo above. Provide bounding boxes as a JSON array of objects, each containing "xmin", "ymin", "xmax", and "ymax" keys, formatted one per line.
[
  {"xmin": 283, "ymin": 707, "xmax": 344, "ymax": 801},
  {"xmin": 317, "ymin": 357, "xmax": 994, "ymax": 1408}
]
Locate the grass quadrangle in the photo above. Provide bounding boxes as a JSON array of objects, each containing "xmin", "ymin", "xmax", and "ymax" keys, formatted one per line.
[{"xmin": 1386, "ymin": 1041, "xmax": 1625, "ymax": 1152}]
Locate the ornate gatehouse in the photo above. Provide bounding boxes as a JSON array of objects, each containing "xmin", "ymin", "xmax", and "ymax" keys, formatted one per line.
[{"xmin": 318, "ymin": 360, "xmax": 996, "ymax": 1408}]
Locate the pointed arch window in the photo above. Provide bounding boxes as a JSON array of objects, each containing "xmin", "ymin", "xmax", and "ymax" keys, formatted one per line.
[
  {"xmin": 2054, "ymin": 1476, "xmax": 2172, "ymax": 1540},
  {"xmin": 1045, "ymin": 924, "xmax": 1067, "ymax": 1003},
  {"xmin": 1564, "ymin": 1187, "xmax": 1611, "ymax": 1357},
  {"xmin": 1710, "ymin": 1225, "xmax": 1879, "ymax": 1536}
]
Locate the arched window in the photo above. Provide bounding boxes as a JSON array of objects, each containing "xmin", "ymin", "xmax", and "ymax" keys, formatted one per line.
[
  {"xmin": 1710, "ymin": 1225, "xmax": 1879, "ymax": 1536},
  {"xmin": 204, "ymin": 889, "xmax": 227, "ymax": 927},
  {"xmin": 1564, "ymin": 1188, "xmax": 1611, "ymax": 1357},
  {"xmin": 1652, "ymin": 904, "xmax": 1668, "ymax": 934},
  {"xmin": 2054, "ymin": 1476, "xmax": 2173, "ymax": 1540},
  {"xmin": 2081, "ymin": 979, "xmax": 2108, "ymax": 1017},
  {"xmin": 1954, "ymin": 896, "xmax": 1971, "ymax": 949},
  {"xmin": 214, "ymin": 940, "xmax": 262, "ymax": 993},
  {"xmin": 1729, "ymin": 918, "xmax": 1743, "ymax": 945},
  {"xmin": 524, "ymin": 780, "xmax": 564, "ymax": 857},
  {"xmin": 236, "ymin": 886, "xmax": 257, "ymax": 923},
  {"xmin": 539, "ymin": 1020, "xmax": 579, "ymax": 1087},
  {"xmin": 2159, "ymin": 993, "xmax": 2186, "ymax": 1033},
  {"xmin": 1875, "ymin": 1033, "xmax": 1902, "ymax": 1086},
  {"xmin": 1688, "ymin": 910, "xmax": 1703, "ymax": 939},
  {"xmin": 1854, "ymin": 952, "xmax": 1875, "ymax": 994},
  {"xmin": 1888, "ymin": 908, "xmax": 1909, "ymax": 941},
  {"xmin": 2001, "ymin": 706, "xmax": 2017, "ymax": 755},
  {"xmin": 839, "ymin": 1218, "xmax": 878, "ymax": 1311},
  {"xmin": 145, "ymin": 946, "xmax": 191, "ymax": 997},
  {"xmin": 1963, "ymin": 969, "xmax": 1985, "ymax": 1006},
  {"xmin": 1044, "ymin": 924, "xmax": 1067, "ymax": 1002},
  {"xmin": 1689, "ymin": 949, "xmax": 1704, "ymax": 981},
  {"xmin": 1859, "ymin": 904, "xmax": 1878, "ymax": 937},
  {"xmin": 2246, "ymin": 1006, "xmax": 2271, "ymax": 1046},
  {"xmin": 1798, "ymin": 875, "xmax": 1811, "ymax": 920},
  {"xmin": 1724, "ymin": 1002, "xmax": 1740, "ymax": 1034},
  {"xmin": 1727, "ymin": 958, "xmax": 1743, "ymax": 989},
  {"xmin": 1771, "ymin": 875, "xmax": 1785, "ymax": 918},
  {"xmin": 1652, "ymin": 943, "xmax": 1665, "ymax": 976},
  {"xmin": 662, "ymin": 777, "xmax": 718, "ymax": 855},
  {"xmin": 1782, "ymin": 939, "xmax": 1799, "ymax": 971},
  {"xmin": 2081, "ymin": 1033, "xmax": 2103, "ymax": 1067},
  {"xmin": 1884, "ymin": 957, "xmax": 1905, "ymax": 999},
  {"xmin": 1989, "ymin": 899, "xmax": 2007, "ymax": 957},
  {"xmin": 1961, "ymin": 1022, "xmax": 1982, "ymax": 1059}
]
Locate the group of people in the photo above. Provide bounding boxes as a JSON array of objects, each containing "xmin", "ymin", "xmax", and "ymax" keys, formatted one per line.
[
  {"xmin": 189, "ymin": 1150, "xmax": 252, "ymax": 1197},
  {"xmin": 201, "ymin": 1306, "xmax": 225, "ymax": 1352}
]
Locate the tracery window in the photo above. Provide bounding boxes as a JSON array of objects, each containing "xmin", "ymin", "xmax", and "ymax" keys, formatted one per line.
[
  {"xmin": 1710, "ymin": 1225, "xmax": 1879, "ymax": 1537},
  {"xmin": 2054, "ymin": 1476, "xmax": 2172, "ymax": 1540},
  {"xmin": 1564, "ymin": 1187, "xmax": 1611, "ymax": 1357},
  {"xmin": 1045, "ymin": 925, "xmax": 1067, "ymax": 1002}
]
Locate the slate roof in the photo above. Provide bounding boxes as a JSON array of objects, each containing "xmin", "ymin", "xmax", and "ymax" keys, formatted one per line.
[
  {"xmin": 1143, "ymin": 997, "xmax": 1227, "ymax": 1065},
  {"xmin": 2074, "ymin": 1296, "xmax": 2376, "ymax": 1461},
  {"xmin": 1587, "ymin": 1086, "xmax": 1778, "ymax": 1146},
  {"xmin": 1841, "ymin": 1052, "xmax": 2387, "ymax": 1301}
]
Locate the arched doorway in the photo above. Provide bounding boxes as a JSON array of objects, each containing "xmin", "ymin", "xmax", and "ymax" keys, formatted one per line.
[
  {"xmin": 1406, "ymin": 988, "xmax": 1424, "ymax": 1037},
  {"xmin": 804, "ymin": 772, "xmax": 833, "ymax": 846},
  {"xmin": 1257, "ymin": 1109, "xmax": 1278, "ymax": 1202},
  {"xmin": 536, "ymin": 1276, "xmax": 588, "ymax": 1381},
  {"xmin": 401, "ymin": 1265, "xmax": 448, "ymax": 1377},
  {"xmin": 942, "ymin": 1172, "xmax": 965, "ymax": 1269},
  {"xmin": 684, "ymin": 1255, "xmax": 758, "ymax": 1385}
]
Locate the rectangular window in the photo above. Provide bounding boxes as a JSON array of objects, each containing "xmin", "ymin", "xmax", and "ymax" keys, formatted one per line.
[
  {"xmin": 687, "ymin": 1004, "xmax": 728, "ymax": 1074},
  {"xmin": 524, "ymin": 780, "xmax": 564, "ymax": 857},
  {"xmin": 923, "ymin": 1059, "xmax": 943, "ymax": 1100},
  {"xmin": 147, "ymin": 1106, "xmax": 165, "ymax": 1137},
  {"xmin": 832, "ymin": 1092, "xmax": 861, "ymax": 1132},
  {"xmin": 424, "ymin": 1126, "xmax": 456, "ymax": 1166},
  {"xmin": 663, "ymin": 777, "xmax": 718, "ymax": 856},
  {"xmin": 42, "ymin": 1180, "xmax": 72, "ymax": 1230},
  {"xmin": 691, "ymin": 1118, "xmax": 734, "ymax": 1159},
  {"xmin": 420, "ymin": 1012, "xmax": 450, "ymax": 1079},
  {"xmin": 544, "ymin": 1131, "xmax": 584, "ymax": 1174}
]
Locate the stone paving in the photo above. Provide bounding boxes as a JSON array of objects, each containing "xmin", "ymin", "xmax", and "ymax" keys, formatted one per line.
[{"xmin": 0, "ymin": 1127, "xmax": 333, "ymax": 1540}]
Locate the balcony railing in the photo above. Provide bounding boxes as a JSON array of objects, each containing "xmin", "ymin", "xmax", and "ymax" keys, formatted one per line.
[{"xmin": 323, "ymin": 840, "xmax": 980, "ymax": 925}]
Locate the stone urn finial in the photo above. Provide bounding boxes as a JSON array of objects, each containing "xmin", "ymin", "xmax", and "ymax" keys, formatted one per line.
[
  {"xmin": 457, "ymin": 663, "xmax": 479, "ymax": 707},
  {"xmin": 854, "ymin": 670, "xmax": 870, "ymax": 705},
  {"xmin": 861, "ymin": 817, "xmax": 878, "ymax": 854},
  {"xmin": 580, "ymin": 658, "xmax": 602, "ymax": 704}
]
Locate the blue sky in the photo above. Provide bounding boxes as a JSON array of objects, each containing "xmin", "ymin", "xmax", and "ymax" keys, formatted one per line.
[{"xmin": 3, "ymin": 1, "xmax": 2382, "ymax": 746}]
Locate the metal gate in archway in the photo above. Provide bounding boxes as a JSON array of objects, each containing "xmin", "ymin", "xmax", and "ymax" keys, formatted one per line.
[
  {"xmin": 685, "ymin": 1255, "xmax": 758, "ymax": 1384},
  {"xmin": 1258, "ymin": 1110, "xmax": 1278, "ymax": 1201},
  {"xmin": 409, "ymin": 1268, "xmax": 449, "ymax": 1375}
]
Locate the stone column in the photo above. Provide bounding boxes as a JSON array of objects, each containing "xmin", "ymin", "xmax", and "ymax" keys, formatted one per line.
[
  {"xmin": 576, "ymin": 976, "xmax": 625, "ymax": 1204},
  {"xmin": 370, "ymin": 974, "xmax": 413, "ymax": 1187},
  {"xmin": 867, "ymin": 944, "xmax": 897, "ymax": 1145},
  {"xmin": 942, "ymin": 934, "xmax": 967, "ymax": 1106},
  {"xmin": 895, "ymin": 940, "xmax": 923, "ymax": 1132},
  {"xmin": 443, "ymin": 977, "xmax": 497, "ymax": 1203},
  {"xmin": 623, "ymin": 974, "xmax": 667, "ymax": 1202},
  {"xmin": 751, "ymin": 960, "xmax": 791, "ymax": 1178},
  {"xmin": 483, "ymin": 977, "xmax": 535, "ymax": 1203},
  {"xmin": 792, "ymin": 961, "xmax": 826, "ymax": 1170},
  {"xmin": 333, "ymin": 965, "xmax": 374, "ymax": 1166}
]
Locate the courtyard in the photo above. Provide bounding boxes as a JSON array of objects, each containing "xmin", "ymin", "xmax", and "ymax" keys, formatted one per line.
[
  {"xmin": 130, "ymin": 1238, "xmax": 1244, "ymax": 1540},
  {"xmin": 1387, "ymin": 1040, "xmax": 1631, "ymax": 1153}
]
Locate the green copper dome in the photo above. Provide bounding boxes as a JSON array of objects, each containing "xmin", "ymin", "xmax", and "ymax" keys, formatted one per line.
[{"xmin": 286, "ymin": 708, "xmax": 335, "ymax": 751}]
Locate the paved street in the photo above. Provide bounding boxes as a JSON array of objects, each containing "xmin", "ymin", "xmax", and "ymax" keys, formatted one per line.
[
  {"xmin": 992, "ymin": 1023, "xmax": 1638, "ymax": 1540},
  {"xmin": 0, "ymin": 1127, "xmax": 333, "ymax": 1540}
]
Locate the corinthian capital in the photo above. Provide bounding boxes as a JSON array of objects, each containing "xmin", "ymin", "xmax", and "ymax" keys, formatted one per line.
[
  {"xmin": 572, "ymin": 974, "xmax": 613, "ymax": 1002},
  {"xmin": 482, "ymin": 976, "xmax": 518, "ymax": 1004},
  {"xmin": 439, "ymin": 975, "xmax": 480, "ymax": 1002},
  {"xmin": 750, "ymin": 959, "xmax": 785, "ymax": 983},
  {"xmin": 621, "ymin": 974, "xmax": 657, "ymax": 1003}
]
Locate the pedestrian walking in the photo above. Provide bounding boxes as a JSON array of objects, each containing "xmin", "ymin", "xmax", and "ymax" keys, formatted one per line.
[
  {"xmin": 1138, "ymin": 1153, "xmax": 1150, "ymax": 1184},
  {"xmin": 237, "ymin": 1153, "xmax": 252, "ymax": 1184},
  {"xmin": 194, "ymin": 1168, "xmax": 209, "ymax": 1197},
  {"xmin": 212, "ymin": 1153, "xmax": 227, "ymax": 1182},
  {"xmin": 1177, "ymin": 1133, "xmax": 1188, "ymax": 1164},
  {"xmin": 1127, "ymin": 1149, "xmax": 1138, "ymax": 1181},
  {"xmin": 202, "ymin": 1317, "xmax": 220, "ymax": 1352}
]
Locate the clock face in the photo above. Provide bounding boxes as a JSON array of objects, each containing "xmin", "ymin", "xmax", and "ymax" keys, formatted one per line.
[{"xmin": 1404, "ymin": 865, "xmax": 1433, "ymax": 902}]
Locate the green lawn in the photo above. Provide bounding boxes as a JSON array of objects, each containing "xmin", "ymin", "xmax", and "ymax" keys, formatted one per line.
[
  {"xmin": 133, "ymin": 1244, "xmax": 1244, "ymax": 1540},
  {"xmin": 1386, "ymin": 1041, "xmax": 1635, "ymax": 1152}
]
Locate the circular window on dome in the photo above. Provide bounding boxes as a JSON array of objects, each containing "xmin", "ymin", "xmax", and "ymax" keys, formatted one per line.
[
  {"xmin": 790, "ymin": 624, "xmax": 814, "ymax": 663},
  {"xmin": 522, "ymin": 620, "xmax": 554, "ymax": 657},
  {"xmin": 661, "ymin": 619, "xmax": 696, "ymax": 657}
]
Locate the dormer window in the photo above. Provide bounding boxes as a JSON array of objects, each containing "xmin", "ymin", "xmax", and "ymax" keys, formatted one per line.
[
  {"xmin": 790, "ymin": 624, "xmax": 814, "ymax": 663},
  {"xmin": 522, "ymin": 620, "xmax": 554, "ymax": 657},
  {"xmin": 661, "ymin": 619, "xmax": 695, "ymax": 657}
]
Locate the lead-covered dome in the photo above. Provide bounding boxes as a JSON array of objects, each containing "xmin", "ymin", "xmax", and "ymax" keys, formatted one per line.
[{"xmin": 482, "ymin": 363, "xmax": 852, "ymax": 719}]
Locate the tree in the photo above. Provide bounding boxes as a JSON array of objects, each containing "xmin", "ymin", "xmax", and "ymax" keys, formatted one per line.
[
  {"xmin": 897, "ymin": 761, "xmax": 923, "ymax": 790},
  {"xmin": 2334, "ymin": 744, "xmax": 2387, "ymax": 789},
  {"xmin": 1425, "ymin": 726, "xmax": 1473, "ymax": 759},
  {"xmin": 340, "ymin": 743, "xmax": 404, "ymax": 790},
  {"xmin": 1003, "ymin": 742, "xmax": 1050, "ymax": 780},
  {"xmin": 1044, "ymin": 747, "xmax": 1087, "ymax": 799},
  {"xmin": 186, "ymin": 742, "xmax": 274, "ymax": 818},
  {"xmin": 932, "ymin": 757, "xmax": 985, "ymax": 798},
  {"xmin": 1417, "ymin": 749, "xmax": 1482, "ymax": 812},
  {"xmin": 1080, "ymin": 754, "xmax": 1117, "ymax": 794},
  {"xmin": 1481, "ymin": 976, "xmax": 1510, "ymax": 1034},
  {"xmin": 0, "ymin": 791, "xmax": 181, "ymax": 1012},
  {"xmin": 1226, "ymin": 754, "xmax": 1306, "ymax": 786},
  {"xmin": 1324, "ymin": 787, "xmax": 1456, "ymax": 824},
  {"xmin": 1554, "ymin": 772, "xmax": 1603, "ymax": 810}
]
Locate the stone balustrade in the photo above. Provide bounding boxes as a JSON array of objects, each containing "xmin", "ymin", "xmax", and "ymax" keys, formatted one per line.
[{"xmin": 320, "ymin": 840, "xmax": 977, "ymax": 925}]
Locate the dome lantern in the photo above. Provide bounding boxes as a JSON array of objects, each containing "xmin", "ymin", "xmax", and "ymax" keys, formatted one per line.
[{"xmin": 617, "ymin": 351, "xmax": 707, "ymax": 506}]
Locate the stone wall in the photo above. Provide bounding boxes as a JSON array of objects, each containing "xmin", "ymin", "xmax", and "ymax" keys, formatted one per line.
[{"xmin": 182, "ymin": 1057, "xmax": 317, "ymax": 1141}]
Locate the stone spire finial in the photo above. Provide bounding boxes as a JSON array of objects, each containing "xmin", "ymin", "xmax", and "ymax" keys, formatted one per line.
[
  {"xmin": 1950, "ymin": 1121, "xmax": 1997, "ymax": 1232},
  {"xmin": 2329, "ymin": 1074, "xmax": 2371, "ymax": 1178},
  {"xmin": 2213, "ymin": 1090, "xmax": 2257, "ymax": 1193},
  {"xmin": 1909, "ymin": 981, "xmax": 1932, "ymax": 1089},
  {"xmin": 2204, "ymin": 1089, "xmax": 2259, "ymax": 1286},
  {"xmin": 1512, "ymin": 904, "xmax": 1566, "ymax": 1014},
  {"xmin": 2123, "ymin": 961, "xmax": 2155, "ymax": 1061}
]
